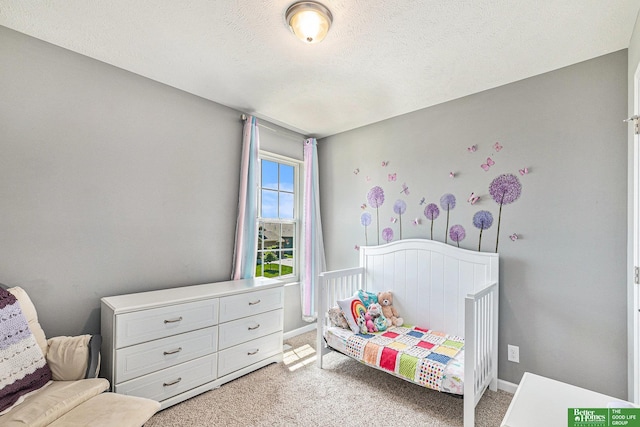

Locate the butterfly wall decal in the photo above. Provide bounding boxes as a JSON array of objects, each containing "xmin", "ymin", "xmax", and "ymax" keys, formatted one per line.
[
  {"xmin": 468, "ymin": 193, "xmax": 480, "ymax": 204},
  {"xmin": 388, "ymin": 173, "xmax": 397, "ymax": 181},
  {"xmin": 381, "ymin": 161, "xmax": 389, "ymax": 167},
  {"xmin": 390, "ymin": 217, "xmax": 397, "ymax": 223},
  {"xmin": 412, "ymin": 218, "xmax": 420, "ymax": 226},
  {"xmin": 468, "ymin": 145, "xmax": 477, "ymax": 153},
  {"xmin": 354, "ymin": 245, "xmax": 360, "ymax": 251},
  {"xmin": 400, "ymin": 183, "xmax": 410, "ymax": 195},
  {"xmin": 509, "ymin": 233, "xmax": 519, "ymax": 241},
  {"xmin": 481, "ymin": 157, "xmax": 495, "ymax": 171},
  {"xmin": 449, "ymin": 172, "xmax": 455, "ymax": 178},
  {"xmin": 419, "ymin": 197, "xmax": 426, "ymax": 205},
  {"xmin": 519, "ymin": 167, "xmax": 529, "ymax": 176},
  {"xmin": 353, "ymin": 168, "xmax": 359, "ymax": 175},
  {"xmin": 494, "ymin": 142, "xmax": 503, "ymax": 152},
  {"xmin": 361, "ymin": 203, "xmax": 367, "ymax": 210}
]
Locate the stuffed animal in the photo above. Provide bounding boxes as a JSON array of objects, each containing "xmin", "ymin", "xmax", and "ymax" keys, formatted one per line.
[
  {"xmin": 377, "ymin": 291, "xmax": 404, "ymax": 327},
  {"xmin": 364, "ymin": 311, "xmax": 377, "ymax": 333},
  {"xmin": 367, "ymin": 302, "xmax": 387, "ymax": 332},
  {"xmin": 356, "ymin": 315, "xmax": 368, "ymax": 334},
  {"xmin": 327, "ymin": 307, "xmax": 350, "ymax": 330}
]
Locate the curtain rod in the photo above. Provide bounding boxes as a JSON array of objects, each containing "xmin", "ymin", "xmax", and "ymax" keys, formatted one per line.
[
  {"xmin": 240, "ymin": 114, "xmax": 308, "ymax": 141},
  {"xmin": 241, "ymin": 114, "xmax": 277, "ymax": 133}
]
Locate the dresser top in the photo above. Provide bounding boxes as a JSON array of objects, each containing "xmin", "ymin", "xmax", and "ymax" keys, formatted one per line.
[{"xmin": 101, "ymin": 277, "xmax": 283, "ymax": 313}]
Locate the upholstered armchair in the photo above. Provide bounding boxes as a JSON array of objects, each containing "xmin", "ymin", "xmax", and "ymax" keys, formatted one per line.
[{"xmin": 0, "ymin": 286, "xmax": 160, "ymax": 426}]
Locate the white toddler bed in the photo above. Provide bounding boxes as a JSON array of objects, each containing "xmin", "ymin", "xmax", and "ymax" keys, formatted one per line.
[{"xmin": 316, "ymin": 239, "xmax": 498, "ymax": 427}]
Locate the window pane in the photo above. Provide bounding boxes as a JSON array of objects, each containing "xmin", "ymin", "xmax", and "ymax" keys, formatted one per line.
[
  {"xmin": 257, "ymin": 225, "xmax": 265, "ymax": 250},
  {"xmin": 279, "ymin": 192, "xmax": 294, "ymax": 219},
  {"xmin": 280, "ymin": 164, "xmax": 294, "ymax": 192},
  {"xmin": 261, "ymin": 222, "xmax": 281, "ymax": 249},
  {"xmin": 255, "ymin": 253, "xmax": 263, "ymax": 278},
  {"xmin": 282, "ymin": 223, "xmax": 295, "ymax": 251},
  {"xmin": 275, "ymin": 250, "xmax": 287, "ymax": 276},
  {"xmin": 281, "ymin": 225, "xmax": 295, "ymax": 276},
  {"xmin": 262, "ymin": 250, "xmax": 279, "ymax": 277},
  {"xmin": 261, "ymin": 190, "xmax": 278, "ymax": 218},
  {"xmin": 261, "ymin": 160, "xmax": 278, "ymax": 190}
]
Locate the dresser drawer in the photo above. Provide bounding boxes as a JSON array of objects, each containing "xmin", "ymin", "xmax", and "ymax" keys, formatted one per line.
[
  {"xmin": 218, "ymin": 309, "xmax": 283, "ymax": 350},
  {"xmin": 115, "ymin": 326, "xmax": 218, "ymax": 383},
  {"xmin": 115, "ymin": 353, "xmax": 217, "ymax": 402},
  {"xmin": 115, "ymin": 298, "xmax": 218, "ymax": 348},
  {"xmin": 218, "ymin": 332, "xmax": 282, "ymax": 377},
  {"xmin": 219, "ymin": 287, "xmax": 283, "ymax": 322}
]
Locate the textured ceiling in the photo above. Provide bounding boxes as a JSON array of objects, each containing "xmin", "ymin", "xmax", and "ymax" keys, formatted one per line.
[{"xmin": 1, "ymin": 1, "xmax": 639, "ymax": 137}]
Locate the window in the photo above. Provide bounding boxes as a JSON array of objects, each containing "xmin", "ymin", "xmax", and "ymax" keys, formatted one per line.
[{"xmin": 256, "ymin": 154, "xmax": 299, "ymax": 280}]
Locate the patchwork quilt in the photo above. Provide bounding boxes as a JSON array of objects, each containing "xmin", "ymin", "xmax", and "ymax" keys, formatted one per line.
[{"xmin": 325, "ymin": 325, "xmax": 465, "ymax": 394}]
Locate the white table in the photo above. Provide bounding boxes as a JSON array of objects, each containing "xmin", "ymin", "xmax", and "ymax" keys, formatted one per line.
[{"xmin": 501, "ymin": 372, "xmax": 633, "ymax": 426}]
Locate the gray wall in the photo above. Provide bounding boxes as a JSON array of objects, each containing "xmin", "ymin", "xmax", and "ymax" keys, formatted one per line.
[
  {"xmin": 0, "ymin": 26, "xmax": 307, "ymax": 337},
  {"xmin": 319, "ymin": 50, "xmax": 628, "ymax": 398}
]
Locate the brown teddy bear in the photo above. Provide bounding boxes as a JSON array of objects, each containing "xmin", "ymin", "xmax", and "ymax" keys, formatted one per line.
[{"xmin": 377, "ymin": 291, "xmax": 404, "ymax": 327}]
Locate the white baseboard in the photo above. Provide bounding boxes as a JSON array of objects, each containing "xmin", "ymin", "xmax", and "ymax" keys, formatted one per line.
[
  {"xmin": 498, "ymin": 379, "xmax": 518, "ymax": 394},
  {"xmin": 283, "ymin": 323, "xmax": 317, "ymax": 340}
]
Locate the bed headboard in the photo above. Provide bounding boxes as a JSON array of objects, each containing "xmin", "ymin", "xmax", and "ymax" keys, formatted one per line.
[{"xmin": 359, "ymin": 239, "xmax": 498, "ymax": 337}]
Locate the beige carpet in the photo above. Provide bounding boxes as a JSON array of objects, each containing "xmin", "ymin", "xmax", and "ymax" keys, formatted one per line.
[{"xmin": 145, "ymin": 331, "xmax": 512, "ymax": 426}]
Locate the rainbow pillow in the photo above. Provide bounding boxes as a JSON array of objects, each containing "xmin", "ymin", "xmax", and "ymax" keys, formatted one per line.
[{"xmin": 337, "ymin": 294, "xmax": 367, "ymax": 334}]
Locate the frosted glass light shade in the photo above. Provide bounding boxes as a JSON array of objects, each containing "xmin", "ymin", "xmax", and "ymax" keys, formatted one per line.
[{"xmin": 286, "ymin": 1, "xmax": 333, "ymax": 44}]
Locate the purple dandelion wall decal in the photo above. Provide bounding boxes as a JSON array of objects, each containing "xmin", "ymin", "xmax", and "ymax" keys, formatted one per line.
[
  {"xmin": 440, "ymin": 193, "xmax": 456, "ymax": 244},
  {"xmin": 489, "ymin": 173, "xmax": 522, "ymax": 252},
  {"xmin": 367, "ymin": 186, "xmax": 385, "ymax": 245},
  {"xmin": 382, "ymin": 227, "xmax": 394, "ymax": 243},
  {"xmin": 424, "ymin": 203, "xmax": 440, "ymax": 240},
  {"xmin": 473, "ymin": 210, "xmax": 494, "ymax": 252},
  {"xmin": 449, "ymin": 225, "xmax": 466, "ymax": 248},
  {"xmin": 393, "ymin": 199, "xmax": 407, "ymax": 240},
  {"xmin": 361, "ymin": 212, "xmax": 372, "ymax": 246}
]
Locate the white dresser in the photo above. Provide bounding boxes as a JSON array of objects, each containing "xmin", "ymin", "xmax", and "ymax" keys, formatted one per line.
[{"xmin": 100, "ymin": 278, "xmax": 284, "ymax": 409}]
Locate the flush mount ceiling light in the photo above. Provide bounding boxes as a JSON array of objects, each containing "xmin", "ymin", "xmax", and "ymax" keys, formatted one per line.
[{"xmin": 286, "ymin": 1, "xmax": 333, "ymax": 44}]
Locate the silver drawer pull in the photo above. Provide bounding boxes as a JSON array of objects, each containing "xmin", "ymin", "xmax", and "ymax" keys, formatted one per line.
[
  {"xmin": 248, "ymin": 324, "xmax": 260, "ymax": 331},
  {"xmin": 163, "ymin": 347, "xmax": 182, "ymax": 355},
  {"xmin": 163, "ymin": 377, "xmax": 182, "ymax": 387},
  {"xmin": 247, "ymin": 349, "xmax": 260, "ymax": 356},
  {"xmin": 248, "ymin": 299, "xmax": 261, "ymax": 306},
  {"xmin": 164, "ymin": 316, "xmax": 183, "ymax": 324}
]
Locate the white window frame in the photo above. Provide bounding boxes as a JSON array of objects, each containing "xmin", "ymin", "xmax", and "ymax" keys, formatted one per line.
[{"xmin": 256, "ymin": 151, "xmax": 301, "ymax": 283}]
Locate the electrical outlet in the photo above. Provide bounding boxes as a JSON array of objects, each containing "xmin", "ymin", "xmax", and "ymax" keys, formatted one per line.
[{"xmin": 508, "ymin": 345, "xmax": 520, "ymax": 363}]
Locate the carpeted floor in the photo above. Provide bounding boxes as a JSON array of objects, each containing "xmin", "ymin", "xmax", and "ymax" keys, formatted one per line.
[{"xmin": 145, "ymin": 331, "xmax": 512, "ymax": 426}]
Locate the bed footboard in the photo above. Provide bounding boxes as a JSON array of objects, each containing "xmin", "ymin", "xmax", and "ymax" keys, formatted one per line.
[
  {"xmin": 463, "ymin": 281, "xmax": 499, "ymax": 427},
  {"xmin": 316, "ymin": 267, "xmax": 364, "ymax": 368}
]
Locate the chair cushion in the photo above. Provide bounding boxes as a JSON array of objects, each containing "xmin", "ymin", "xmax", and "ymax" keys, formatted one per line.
[
  {"xmin": 48, "ymin": 392, "xmax": 161, "ymax": 427},
  {"xmin": 0, "ymin": 288, "xmax": 52, "ymax": 413},
  {"xmin": 46, "ymin": 335, "xmax": 91, "ymax": 381},
  {"xmin": 0, "ymin": 379, "xmax": 109, "ymax": 427}
]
